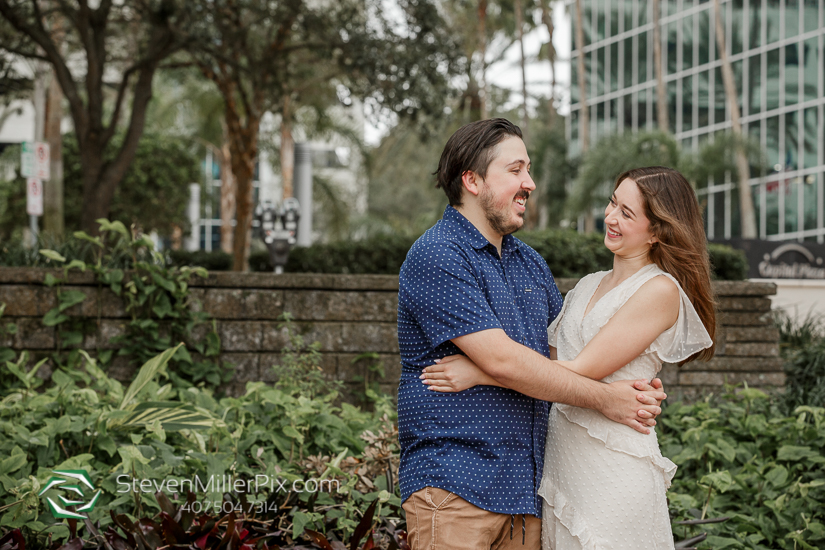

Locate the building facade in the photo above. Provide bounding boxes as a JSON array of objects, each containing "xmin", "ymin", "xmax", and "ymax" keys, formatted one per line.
[{"xmin": 567, "ymin": 0, "xmax": 824, "ymax": 242}]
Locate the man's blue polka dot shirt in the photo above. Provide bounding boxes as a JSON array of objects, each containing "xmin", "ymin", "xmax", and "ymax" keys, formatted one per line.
[{"xmin": 397, "ymin": 206, "xmax": 564, "ymax": 516}]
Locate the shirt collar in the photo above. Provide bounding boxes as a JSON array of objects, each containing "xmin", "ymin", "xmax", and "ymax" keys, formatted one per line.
[{"xmin": 443, "ymin": 205, "xmax": 523, "ymax": 253}]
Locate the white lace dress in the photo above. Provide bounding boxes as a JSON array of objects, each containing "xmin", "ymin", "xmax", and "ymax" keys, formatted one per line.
[{"xmin": 539, "ymin": 264, "xmax": 713, "ymax": 550}]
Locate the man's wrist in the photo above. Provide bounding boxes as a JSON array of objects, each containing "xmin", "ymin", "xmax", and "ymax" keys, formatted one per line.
[{"xmin": 583, "ymin": 377, "xmax": 611, "ymax": 412}]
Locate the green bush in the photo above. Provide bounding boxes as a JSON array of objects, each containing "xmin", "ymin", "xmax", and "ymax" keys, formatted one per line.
[
  {"xmin": 708, "ymin": 243, "xmax": 749, "ymax": 281},
  {"xmin": 773, "ymin": 311, "xmax": 825, "ymax": 413},
  {"xmin": 783, "ymin": 337, "xmax": 825, "ymax": 412},
  {"xmin": 249, "ymin": 234, "xmax": 418, "ymax": 274},
  {"xmin": 0, "ymin": 222, "xmax": 403, "ymax": 548},
  {"xmin": 661, "ymin": 389, "xmax": 825, "ymax": 549},
  {"xmin": 1, "ymin": 227, "xmax": 748, "ymax": 281},
  {"xmin": 0, "ymin": 342, "xmax": 398, "ymax": 547},
  {"xmin": 254, "ymin": 230, "xmax": 745, "ymax": 281},
  {"xmin": 518, "ymin": 229, "xmax": 613, "ymax": 278},
  {"xmin": 167, "ymin": 249, "xmax": 233, "ymax": 271}
]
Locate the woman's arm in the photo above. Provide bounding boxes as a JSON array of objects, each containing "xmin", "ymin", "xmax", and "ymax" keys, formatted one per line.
[
  {"xmin": 423, "ymin": 275, "xmax": 680, "ymax": 388},
  {"xmin": 421, "ymin": 354, "xmax": 505, "ymax": 391},
  {"xmin": 423, "ymin": 346, "xmax": 558, "ymax": 392},
  {"xmin": 562, "ymin": 275, "xmax": 679, "ymax": 380}
]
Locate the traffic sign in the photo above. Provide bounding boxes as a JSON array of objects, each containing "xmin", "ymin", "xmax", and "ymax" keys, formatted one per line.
[
  {"xmin": 21, "ymin": 142, "xmax": 50, "ymax": 180},
  {"xmin": 21, "ymin": 142, "xmax": 33, "ymax": 177},
  {"xmin": 34, "ymin": 142, "xmax": 50, "ymax": 179},
  {"xmin": 27, "ymin": 178, "xmax": 43, "ymax": 216}
]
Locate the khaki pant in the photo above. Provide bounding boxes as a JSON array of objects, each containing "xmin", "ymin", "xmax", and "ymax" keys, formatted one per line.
[{"xmin": 402, "ymin": 487, "xmax": 541, "ymax": 550}]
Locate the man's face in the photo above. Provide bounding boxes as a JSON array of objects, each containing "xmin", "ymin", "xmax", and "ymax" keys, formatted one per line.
[{"xmin": 476, "ymin": 136, "xmax": 535, "ymax": 236}]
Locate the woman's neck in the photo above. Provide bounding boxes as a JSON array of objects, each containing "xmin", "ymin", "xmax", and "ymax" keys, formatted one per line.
[{"xmin": 610, "ymin": 251, "xmax": 653, "ymax": 284}]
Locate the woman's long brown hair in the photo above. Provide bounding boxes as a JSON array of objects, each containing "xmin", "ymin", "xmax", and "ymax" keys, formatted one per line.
[{"xmin": 614, "ymin": 166, "xmax": 717, "ymax": 363}]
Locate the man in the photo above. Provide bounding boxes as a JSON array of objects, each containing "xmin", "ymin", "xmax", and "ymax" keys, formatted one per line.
[{"xmin": 396, "ymin": 118, "xmax": 665, "ymax": 549}]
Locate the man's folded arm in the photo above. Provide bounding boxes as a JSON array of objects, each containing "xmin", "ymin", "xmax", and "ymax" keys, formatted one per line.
[
  {"xmin": 452, "ymin": 329, "xmax": 664, "ymax": 433},
  {"xmin": 452, "ymin": 329, "xmax": 605, "ymax": 406}
]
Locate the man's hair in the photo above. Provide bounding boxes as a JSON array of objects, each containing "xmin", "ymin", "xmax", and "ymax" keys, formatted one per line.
[{"xmin": 434, "ymin": 118, "xmax": 523, "ymax": 206}]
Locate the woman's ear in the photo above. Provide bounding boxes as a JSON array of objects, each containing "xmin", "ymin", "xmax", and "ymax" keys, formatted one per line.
[{"xmin": 461, "ymin": 170, "xmax": 482, "ymax": 197}]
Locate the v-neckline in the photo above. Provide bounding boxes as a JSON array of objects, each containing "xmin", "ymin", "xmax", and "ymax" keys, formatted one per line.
[
  {"xmin": 581, "ymin": 271, "xmax": 614, "ymax": 322},
  {"xmin": 581, "ymin": 264, "xmax": 656, "ymax": 322}
]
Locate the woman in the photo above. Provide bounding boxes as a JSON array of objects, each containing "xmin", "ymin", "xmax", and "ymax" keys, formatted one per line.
[{"xmin": 421, "ymin": 166, "xmax": 715, "ymax": 549}]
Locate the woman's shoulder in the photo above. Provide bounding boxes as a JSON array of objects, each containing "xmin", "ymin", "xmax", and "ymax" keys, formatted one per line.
[{"xmin": 634, "ymin": 266, "xmax": 681, "ymax": 303}]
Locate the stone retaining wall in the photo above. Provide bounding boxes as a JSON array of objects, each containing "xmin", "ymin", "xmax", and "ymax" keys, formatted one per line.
[{"xmin": 0, "ymin": 268, "xmax": 781, "ymax": 402}]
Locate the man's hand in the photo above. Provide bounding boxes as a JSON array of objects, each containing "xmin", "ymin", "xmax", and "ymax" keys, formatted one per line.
[{"xmin": 599, "ymin": 379, "xmax": 666, "ymax": 434}]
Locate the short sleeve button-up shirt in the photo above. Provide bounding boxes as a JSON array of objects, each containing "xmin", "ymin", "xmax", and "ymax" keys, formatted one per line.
[{"xmin": 397, "ymin": 206, "xmax": 564, "ymax": 516}]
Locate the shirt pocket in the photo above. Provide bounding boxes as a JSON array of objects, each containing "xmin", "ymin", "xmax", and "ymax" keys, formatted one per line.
[{"xmin": 517, "ymin": 286, "xmax": 550, "ymax": 336}]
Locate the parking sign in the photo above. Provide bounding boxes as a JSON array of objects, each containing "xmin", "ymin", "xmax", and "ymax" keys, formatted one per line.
[
  {"xmin": 21, "ymin": 142, "xmax": 50, "ymax": 180},
  {"xmin": 34, "ymin": 142, "xmax": 50, "ymax": 179},
  {"xmin": 27, "ymin": 178, "xmax": 43, "ymax": 216}
]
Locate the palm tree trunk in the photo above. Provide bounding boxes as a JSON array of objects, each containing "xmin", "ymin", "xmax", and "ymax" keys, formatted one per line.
[
  {"xmin": 44, "ymin": 68, "xmax": 64, "ymax": 237},
  {"xmin": 713, "ymin": 0, "xmax": 757, "ymax": 238},
  {"xmin": 219, "ymin": 130, "xmax": 236, "ymax": 255},
  {"xmin": 575, "ymin": 0, "xmax": 589, "ymax": 154},
  {"xmin": 280, "ymin": 97, "xmax": 295, "ymax": 199},
  {"xmin": 515, "ymin": 0, "xmax": 529, "ymax": 141},
  {"xmin": 574, "ymin": 0, "xmax": 594, "ymax": 232},
  {"xmin": 478, "ymin": 0, "xmax": 489, "ymax": 120},
  {"xmin": 539, "ymin": 0, "xmax": 557, "ymax": 127},
  {"xmin": 653, "ymin": 0, "xmax": 669, "ymax": 132}
]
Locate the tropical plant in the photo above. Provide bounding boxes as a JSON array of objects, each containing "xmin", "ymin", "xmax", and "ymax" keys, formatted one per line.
[
  {"xmin": 680, "ymin": 132, "xmax": 767, "ymax": 195},
  {"xmin": 0, "ymin": 335, "xmax": 401, "ymax": 548},
  {"xmin": 783, "ymin": 339, "xmax": 825, "ymax": 413},
  {"xmin": 37, "ymin": 218, "xmax": 231, "ymax": 388},
  {"xmin": 567, "ymin": 131, "xmax": 681, "ymax": 220},
  {"xmin": 662, "ymin": 388, "xmax": 825, "ymax": 549}
]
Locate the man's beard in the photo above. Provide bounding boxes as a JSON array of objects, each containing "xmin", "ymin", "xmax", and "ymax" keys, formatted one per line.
[{"xmin": 479, "ymin": 184, "xmax": 528, "ymax": 236}]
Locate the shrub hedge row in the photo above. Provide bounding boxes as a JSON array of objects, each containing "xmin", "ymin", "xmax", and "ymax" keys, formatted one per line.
[{"xmin": 168, "ymin": 231, "xmax": 749, "ymax": 280}]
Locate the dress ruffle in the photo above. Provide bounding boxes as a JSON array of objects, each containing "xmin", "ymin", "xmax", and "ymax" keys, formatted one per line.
[
  {"xmin": 539, "ymin": 405, "xmax": 677, "ymax": 549},
  {"xmin": 553, "ymin": 404, "xmax": 677, "ymax": 488},
  {"xmin": 539, "ymin": 474, "xmax": 599, "ymax": 550}
]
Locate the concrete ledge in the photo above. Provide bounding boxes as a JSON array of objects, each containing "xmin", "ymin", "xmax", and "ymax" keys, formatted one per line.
[{"xmin": 0, "ymin": 268, "xmax": 783, "ymax": 402}]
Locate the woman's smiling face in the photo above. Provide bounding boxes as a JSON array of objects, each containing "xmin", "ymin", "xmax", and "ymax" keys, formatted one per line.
[{"xmin": 603, "ymin": 178, "xmax": 657, "ymax": 257}]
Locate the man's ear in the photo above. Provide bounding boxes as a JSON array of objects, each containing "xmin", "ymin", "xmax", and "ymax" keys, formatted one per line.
[{"xmin": 461, "ymin": 170, "xmax": 482, "ymax": 197}]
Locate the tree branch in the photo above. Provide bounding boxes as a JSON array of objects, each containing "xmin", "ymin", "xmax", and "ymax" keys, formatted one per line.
[{"xmin": 0, "ymin": 0, "xmax": 87, "ymax": 136}]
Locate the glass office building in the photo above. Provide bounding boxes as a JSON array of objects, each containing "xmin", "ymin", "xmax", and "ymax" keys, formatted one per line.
[{"xmin": 567, "ymin": 0, "xmax": 825, "ymax": 241}]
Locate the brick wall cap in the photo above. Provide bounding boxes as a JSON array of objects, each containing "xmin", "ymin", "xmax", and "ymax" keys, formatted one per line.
[
  {"xmin": 0, "ymin": 267, "xmax": 400, "ymax": 291},
  {"xmin": 0, "ymin": 268, "xmax": 776, "ymax": 296}
]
